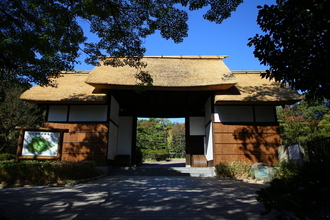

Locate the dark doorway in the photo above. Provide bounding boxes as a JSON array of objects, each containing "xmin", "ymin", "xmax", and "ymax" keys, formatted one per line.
[{"xmin": 112, "ymin": 90, "xmax": 212, "ymax": 117}]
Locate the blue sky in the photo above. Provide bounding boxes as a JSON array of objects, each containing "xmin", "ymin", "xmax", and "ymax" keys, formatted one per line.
[
  {"xmin": 143, "ymin": 0, "xmax": 276, "ymax": 71},
  {"xmin": 75, "ymin": 0, "xmax": 276, "ymax": 71},
  {"xmin": 75, "ymin": 0, "xmax": 277, "ymax": 123}
]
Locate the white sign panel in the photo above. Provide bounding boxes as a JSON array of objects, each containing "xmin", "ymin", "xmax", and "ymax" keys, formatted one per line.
[{"xmin": 22, "ymin": 131, "xmax": 59, "ymax": 156}]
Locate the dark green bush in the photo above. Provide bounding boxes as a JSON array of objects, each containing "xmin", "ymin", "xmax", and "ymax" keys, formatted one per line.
[
  {"xmin": 215, "ymin": 161, "xmax": 234, "ymax": 178},
  {"xmin": 274, "ymin": 159, "xmax": 300, "ymax": 179},
  {"xmin": 141, "ymin": 149, "xmax": 169, "ymax": 161},
  {"xmin": 0, "ymin": 153, "xmax": 16, "ymax": 161},
  {"xmin": 257, "ymin": 161, "xmax": 330, "ymax": 219},
  {"xmin": 0, "ymin": 160, "xmax": 103, "ymax": 186}
]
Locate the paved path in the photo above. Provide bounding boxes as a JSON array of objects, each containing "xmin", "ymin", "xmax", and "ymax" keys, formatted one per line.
[
  {"xmin": 0, "ymin": 176, "xmax": 275, "ymax": 220},
  {"xmin": 142, "ymin": 158, "xmax": 186, "ymax": 167}
]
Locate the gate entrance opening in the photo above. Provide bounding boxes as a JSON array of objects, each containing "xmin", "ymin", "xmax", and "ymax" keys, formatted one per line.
[
  {"xmin": 110, "ymin": 89, "xmax": 212, "ymax": 167},
  {"xmin": 136, "ymin": 118, "xmax": 186, "ymax": 166}
]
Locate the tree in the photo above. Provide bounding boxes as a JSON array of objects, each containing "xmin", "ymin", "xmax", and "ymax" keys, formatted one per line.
[
  {"xmin": 277, "ymin": 99, "xmax": 330, "ymax": 145},
  {"xmin": 319, "ymin": 114, "xmax": 330, "ymax": 137},
  {"xmin": 1, "ymin": 0, "xmax": 242, "ymax": 86},
  {"xmin": 169, "ymin": 123, "xmax": 186, "ymax": 158},
  {"xmin": 136, "ymin": 118, "xmax": 185, "ymax": 161},
  {"xmin": 0, "ymin": 82, "xmax": 44, "ymax": 153},
  {"xmin": 136, "ymin": 118, "xmax": 167, "ymax": 151},
  {"xmin": 0, "ymin": 0, "xmax": 86, "ymax": 86},
  {"xmin": 248, "ymin": 0, "xmax": 330, "ymax": 100}
]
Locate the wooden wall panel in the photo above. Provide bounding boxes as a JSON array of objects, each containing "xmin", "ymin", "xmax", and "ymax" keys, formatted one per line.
[
  {"xmin": 44, "ymin": 122, "xmax": 108, "ymax": 165},
  {"xmin": 62, "ymin": 143, "xmax": 107, "ymax": 153},
  {"xmin": 61, "ymin": 153, "xmax": 107, "ymax": 163},
  {"xmin": 213, "ymin": 133, "xmax": 280, "ymax": 144},
  {"xmin": 213, "ymin": 123, "xmax": 280, "ymax": 133},
  {"xmin": 63, "ymin": 132, "xmax": 108, "ymax": 143},
  {"xmin": 214, "ymin": 143, "xmax": 278, "ymax": 154},
  {"xmin": 213, "ymin": 123, "xmax": 281, "ymax": 165}
]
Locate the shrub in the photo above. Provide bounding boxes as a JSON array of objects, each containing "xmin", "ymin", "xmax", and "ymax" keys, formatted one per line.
[
  {"xmin": 274, "ymin": 159, "xmax": 300, "ymax": 179},
  {"xmin": 215, "ymin": 161, "xmax": 234, "ymax": 178},
  {"xmin": 0, "ymin": 160, "xmax": 103, "ymax": 186},
  {"xmin": 215, "ymin": 160, "xmax": 252, "ymax": 179},
  {"xmin": 257, "ymin": 161, "xmax": 330, "ymax": 219},
  {"xmin": 0, "ymin": 153, "xmax": 15, "ymax": 161},
  {"xmin": 141, "ymin": 149, "xmax": 169, "ymax": 161}
]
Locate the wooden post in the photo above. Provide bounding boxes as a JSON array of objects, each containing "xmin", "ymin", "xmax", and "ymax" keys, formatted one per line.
[
  {"xmin": 16, "ymin": 129, "xmax": 25, "ymax": 162},
  {"xmin": 56, "ymin": 130, "xmax": 66, "ymax": 161},
  {"xmin": 185, "ymin": 116, "xmax": 191, "ymax": 166}
]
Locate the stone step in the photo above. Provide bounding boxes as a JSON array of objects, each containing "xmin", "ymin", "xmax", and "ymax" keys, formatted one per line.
[{"xmin": 108, "ymin": 166, "xmax": 215, "ymax": 177}]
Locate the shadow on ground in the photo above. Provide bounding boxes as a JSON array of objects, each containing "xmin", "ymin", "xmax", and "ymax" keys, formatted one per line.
[{"xmin": 0, "ymin": 176, "xmax": 275, "ymax": 219}]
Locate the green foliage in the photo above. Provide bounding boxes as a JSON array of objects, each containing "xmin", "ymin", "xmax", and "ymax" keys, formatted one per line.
[
  {"xmin": 248, "ymin": 0, "xmax": 330, "ymax": 100},
  {"xmin": 141, "ymin": 149, "xmax": 169, "ymax": 161},
  {"xmin": 319, "ymin": 114, "xmax": 330, "ymax": 136},
  {"xmin": 215, "ymin": 160, "xmax": 252, "ymax": 180},
  {"xmin": 277, "ymin": 99, "xmax": 330, "ymax": 145},
  {"xmin": 137, "ymin": 118, "xmax": 168, "ymax": 151},
  {"xmin": 0, "ymin": 0, "xmax": 86, "ymax": 86},
  {"xmin": 136, "ymin": 118, "xmax": 185, "ymax": 161},
  {"xmin": 0, "ymin": 160, "xmax": 103, "ymax": 186},
  {"xmin": 0, "ymin": 82, "xmax": 45, "ymax": 154},
  {"xmin": 1, "ymin": 0, "xmax": 242, "ymax": 86},
  {"xmin": 0, "ymin": 154, "xmax": 15, "ymax": 161},
  {"xmin": 274, "ymin": 159, "xmax": 300, "ymax": 179},
  {"xmin": 257, "ymin": 161, "xmax": 330, "ymax": 219},
  {"xmin": 215, "ymin": 162, "xmax": 234, "ymax": 178},
  {"xmin": 168, "ymin": 123, "xmax": 186, "ymax": 158}
]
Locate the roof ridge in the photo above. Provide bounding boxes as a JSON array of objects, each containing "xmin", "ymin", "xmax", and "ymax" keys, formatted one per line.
[
  {"xmin": 232, "ymin": 71, "xmax": 265, "ymax": 74},
  {"xmin": 60, "ymin": 71, "xmax": 90, "ymax": 74}
]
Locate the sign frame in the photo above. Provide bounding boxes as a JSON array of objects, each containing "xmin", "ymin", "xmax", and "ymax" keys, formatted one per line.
[{"xmin": 16, "ymin": 127, "xmax": 69, "ymax": 161}]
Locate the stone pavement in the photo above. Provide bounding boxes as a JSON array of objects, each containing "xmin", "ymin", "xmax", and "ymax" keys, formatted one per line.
[{"xmin": 0, "ymin": 176, "xmax": 276, "ymax": 220}]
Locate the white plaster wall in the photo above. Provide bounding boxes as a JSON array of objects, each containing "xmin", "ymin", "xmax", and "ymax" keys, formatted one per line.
[
  {"xmin": 107, "ymin": 121, "xmax": 118, "ymax": 160},
  {"xmin": 47, "ymin": 105, "xmax": 68, "ymax": 121},
  {"xmin": 205, "ymin": 123, "xmax": 213, "ymax": 161},
  {"xmin": 204, "ymin": 97, "xmax": 213, "ymax": 161},
  {"xmin": 69, "ymin": 105, "xmax": 107, "ymax": 121},
  {"xmin": 189, "ymin": 117, "xmax": 205, "ymax": 135},
  {"xmin": 214, "ymin": 106, "xmax": 254, "ymax": 122},
  {"xmin": 117, "ymin": 117, "xmax": 133, "ymax": 155},
  {"xmin": 255, "ymin": 106, "xmax": 276, "ymax": 122}
]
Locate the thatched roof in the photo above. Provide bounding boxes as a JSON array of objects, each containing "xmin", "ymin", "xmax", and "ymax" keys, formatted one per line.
[
  {"xmin": 20, "ymin": 72, "xmax": 108, "ymax": 104},
  {"xmin": 214, "ymin": 71, "xmax": 302, "ymax": 105},
  {"xmin": 85, "ymin": 56, "xmax": 237, "ymax": 91},
  {"xmin": 20, "ymin": 60, "xmax": 301, "ymax": 105}
]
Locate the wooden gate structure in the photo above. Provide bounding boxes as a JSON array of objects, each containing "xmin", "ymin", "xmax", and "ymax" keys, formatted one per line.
[{"xmin": 20, "ymin": 56, "xmax": 301, "ymax": 167}]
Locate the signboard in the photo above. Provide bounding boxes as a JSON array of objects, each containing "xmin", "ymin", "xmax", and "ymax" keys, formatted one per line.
[
  {"xmin": 251, "ymin": 162, "xmax": 275, "ymax": 182},
  {"xmin": 16, "ymin": 127, "xmax": 68, "ymax": 161},
  {"xmin": 22, "ymin": 131, "xmax": 59, "ymax": 157},
  {"xmin": 288, "ymin": 144, "xmax": 301, "ymax": 160},
  {"xmin": 258, "ymin": 169, "xmax": 269, "ymax": 176}
]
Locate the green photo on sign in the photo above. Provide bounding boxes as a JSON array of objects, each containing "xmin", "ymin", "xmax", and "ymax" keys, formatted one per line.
[
  {"xmin": 22, "ymin": 131, "xmax": 59, "ymax": 156},
  {"xmin": 26, "ymin": 136, "xmax": 56, "ymax": 154}
]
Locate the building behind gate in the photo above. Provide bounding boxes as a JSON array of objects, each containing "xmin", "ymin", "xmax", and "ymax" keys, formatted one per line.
[{"xmin": 20, "ymin": 56, "xmax": 301, "ymax": 167}]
